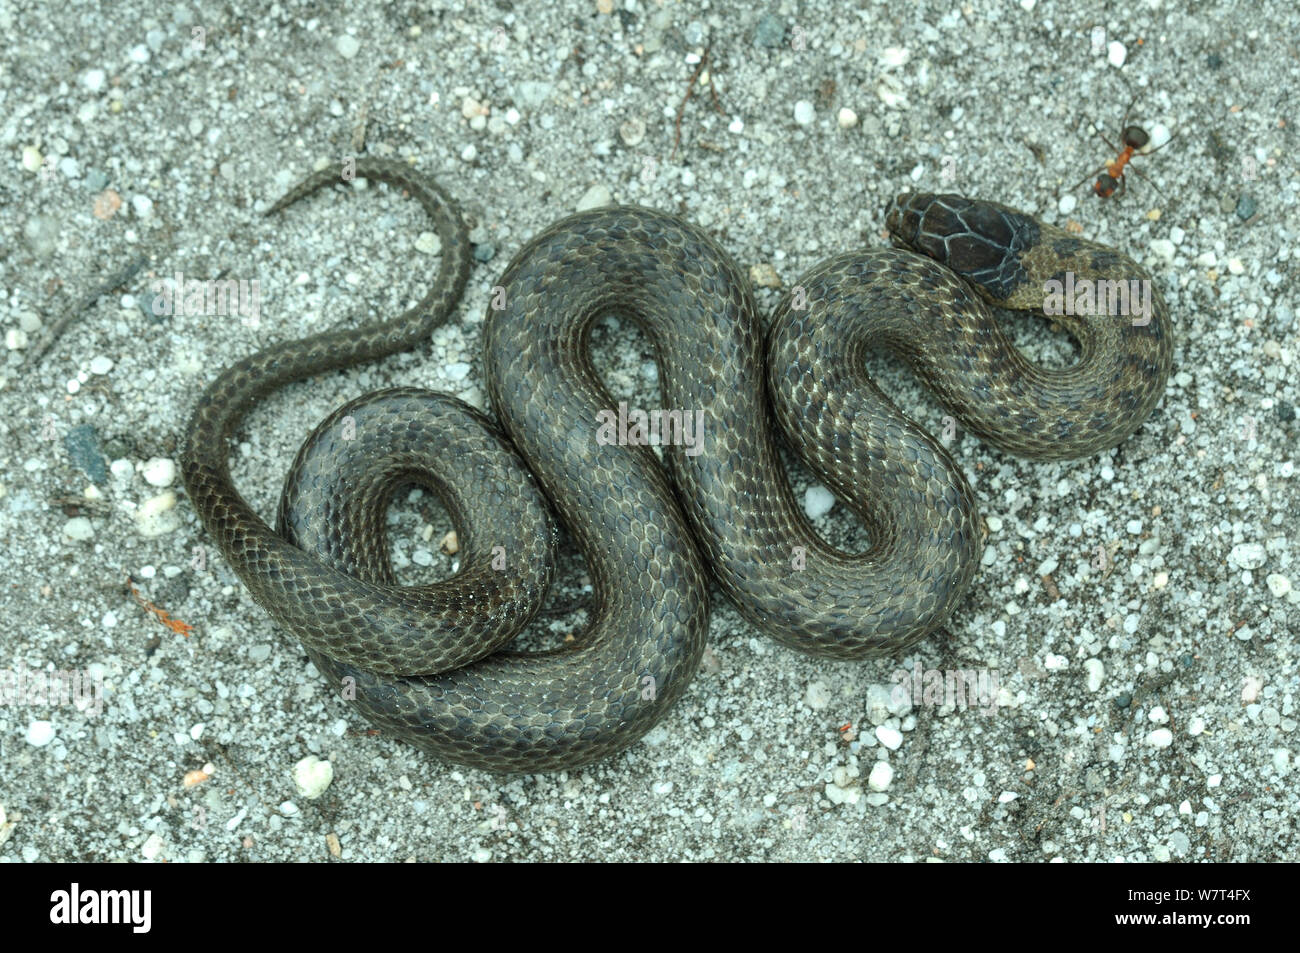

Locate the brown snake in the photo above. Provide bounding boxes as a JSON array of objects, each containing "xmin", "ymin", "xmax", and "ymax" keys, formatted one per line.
[{"xmin": 180, "ymin": 159, "xmax": 1172, "ymax": 772}]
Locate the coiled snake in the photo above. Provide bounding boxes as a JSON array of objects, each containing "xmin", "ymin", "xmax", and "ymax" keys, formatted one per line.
[{"xmin": 180, "ymin": 159, "xmax": 1172, "ymax": 772}]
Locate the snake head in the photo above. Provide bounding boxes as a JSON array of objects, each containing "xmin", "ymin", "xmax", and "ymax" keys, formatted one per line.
[{"xmin": 883, "ymin": 192, "xmax": 1039, "ymax": 307}]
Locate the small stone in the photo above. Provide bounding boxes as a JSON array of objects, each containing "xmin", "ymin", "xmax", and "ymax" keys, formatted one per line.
[
  {"xmin": 140, "ymin": 833, "xmax": 165, "ymax": 860},
  {"xmin": 1230, "ymin": 542, "xmax": 1267, "ymax": 570},
  {"xmin": 1188, "ymin": 716, "xmax": 1206, "ymax": 736},
  {"xmin": 836, "ymin": 107, "xmax": 858, "ymax": 128},
  {"xmin": 63, "ymin": 517, "xmax": 94, "ymax": 541},
  {"xmin": 1241, "ymin": 676, "xmax": 1263, "ymax": 703},
  {"xmin": 803, "ymin": 485, "xmax": 835, "ymax": 519},
  {"xmin": 1106, "ymin": 40, "xmax": 1127, "ymax": 67},
  {"xmin": 619, "ymin": 118, "xmax": 646, "ymax": 147},
  {"xmin": 142, "ymin": 457, "xmax": 176, "ymax": 487},
  {"xmin": 753, "ymin": 14, "xmax": 787, "ymax": 49},
  {"xmin": 1150, "ymin": 238, "xmax": 1176, "ymax": 260},
  {"xmin": 4, "ymin": 328, "xmax": 28, "ymax": 350},
  {"xmin": 576, "ymin": 184, "xmax": 612, "ymax": 211},
  {"xmin": 868, "ymin": 761, "xmax": 894, "ymax": 792},
  {"xmin": 1084, "ymin": 658, "xmax": 1104, "ymax": 693},
  {"xmin": 804, "ymin": 680, "xmax": 830, "ymax": 710},
  {"xmin": 825, "ymin": 782, "xmax": 860, "ymax": 806},
  {"xmin": 749, "ymin": 263, "xmax": 782, "ymax": 288},
  {"xmin": 793, "ymin": 100, "xmax": 816, "ymax": 125},
  {"xmin": 27, "ymin": 721, "xmax": 56, "ymax": 746},
  {"xmin": 88, "ymin": 354, "xmax": 114, "ymax": 374},
  {"xmin": 336, "ymin": 34, "xmax": 360, "ymax": 59},
  {"xmin": 1149, "ymin": 705, "xmax": 1169, "ymax": 724},
  {"xmin": 135, "ymin": 491, "xmax": 179, "ymax": 537},
  {"xmin": 1266, "ymin": 574, "xmax": 1291, "ymax": 598},
  {"xmin": 1235, "ymin": 195, "xmax": 1257, "ymax": 221},
  {"xmin": 875, "ymin": 725, "xmax": 903, "ymax": 750},
  {"xmin": 292, "ymin": 756, "xmax": 333, "ymax": 798},
  {"xmin": 1146, "ymin": 728, "xmax": 1174, "ymax": 748}
]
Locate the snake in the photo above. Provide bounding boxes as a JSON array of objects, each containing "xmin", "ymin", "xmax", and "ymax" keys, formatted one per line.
[{"xmin": 180, "ymin": 158, "xmax": 1172, "ymax": 772}]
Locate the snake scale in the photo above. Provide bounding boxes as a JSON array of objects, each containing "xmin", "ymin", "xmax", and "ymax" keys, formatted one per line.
[{"xmin": 180, "ymin": 158, "xmax": 1172, "ymax": 772}]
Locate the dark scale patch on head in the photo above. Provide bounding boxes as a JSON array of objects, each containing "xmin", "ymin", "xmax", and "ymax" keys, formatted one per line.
[
  {"xmin": 1089, "ymin": 251, "xmax": 1124, "ymax": 271},
  {"xmin": 1052, "ymin": 238, "xmax": 1085, "ymax": 257},
  {"xmin": 889, "ymin": 194, "xmax": 1040, "ymax": 302}
]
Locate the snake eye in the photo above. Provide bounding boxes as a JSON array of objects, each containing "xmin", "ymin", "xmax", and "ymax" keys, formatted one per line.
[{"xmin": 1121, "ymin": 125, "xmax": 1149, "ymax": 150}]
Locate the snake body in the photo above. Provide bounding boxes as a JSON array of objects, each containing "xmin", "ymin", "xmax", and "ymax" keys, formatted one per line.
[{"xmin": 180, "ymin": 160, "xmax": 1171, "ymax": 772}]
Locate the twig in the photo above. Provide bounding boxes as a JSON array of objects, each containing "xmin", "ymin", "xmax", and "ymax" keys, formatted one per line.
[
  {"xmin": 32, "ymin": 255, "xmax": 147, "ymax": 363},
  {"xmin": 671, "ymin": 46, "xmax": 726, "ymax": 159}
]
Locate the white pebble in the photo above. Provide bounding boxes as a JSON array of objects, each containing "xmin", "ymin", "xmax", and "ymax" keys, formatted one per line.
[
  {"xmin": 1149, "ymin": 705, "xmax": 1169, "ymax": 724},
  {"xmin": 5, "ymin": 328, "xmax": 28, "ymax": 350},
  {"xmin": 804, "ymin": 680, "xmax": 830, "ymax": 710},
  {"xmin": 793, "ymin": 100, "xmax": 816, "ymax": 125},
  {"xmin": 135, "ymin": 491, "xmax": 179, "ymax": 537},
  {"xmin": 1229, "ymin": 542, "xmax": 1266, "ymax": 570},
  {"xmin": 1106, "ymin": 40, "xmax": 1127, "ymax": 67},
  {"xmin": 1084, "ymin": 658, "xmax": 1104, "ymax": 692},
  {"xmin": 1057, "ymin": 194, "xmax": 1077, "ymax": 215},
  {"xmin": 1188, "ymin": 716, "xmax": 1206, "ymax": 736},
  {"xmin": 1266, "ymin": 574, "xmax": 1291, "ymax": 597},
  {"xmin": 1241, "ymin": 676, "xmax": 1263, "ymax": 703},
  {"xmin": 836, "ymin": 107, "xmax": 858, "ymax": 128},
  {"xmin": 825, "ymin": 782, "xmax": 860, "ymax": 806},
  {"xmin": 1207, "ymin": 774, "xmax": 1221, "ymax": 788},
  {"xmin": 1150, "ymin": 238, "xmax": 1176, "ymax": 261},
  {"xmin": 576, "ymin": 184, "xmax": 612, "ymax": 210},
  {"xmin": 63, "ymin": 517, "xmax": 94, "ymax": 540},
  {"xmin": 140, "ymin": 833, "xmax": 164, "ymax": 860},
  {"xmin": 803, "ymin": 485, "xmax": 835, "ymax": 519},
  {"xmin": 444, "ymin": 361, "xmax": 471, "ymax": 381},
  {"xmin": 142, "ymin": 457, "xmax": 177, "ymax": 487},
  {"xmin": 84, "ymin": 69, "xmax": 106, "ymax": 91},
  {"xmin": 875, "ymin": 725, "xmax": 903, "ymax": 750},
  {"xmin": 1146, "ymin": 728, "xmax": 1174, "ymax": 748},
  {"xmin": 292, "ymin": 756, "xmax": 334, "ymax": 798},
  {"xmin": 88, "ymin": 355, "xmax": 114, "ymax": 374},
  {"xmin": 868, "ymin": 761, "xmax": 894, "ymax": 792},
  {"xmin": 131, "ymin": 194, "xmax": 153, "ymax": 218},
  {"xmin": 336, "ymin": 34, "xmax": 360, "ymax": 59},
  {"xmin": 26, "ymin": 721, "xmax": 56, "ymax": 746}
]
